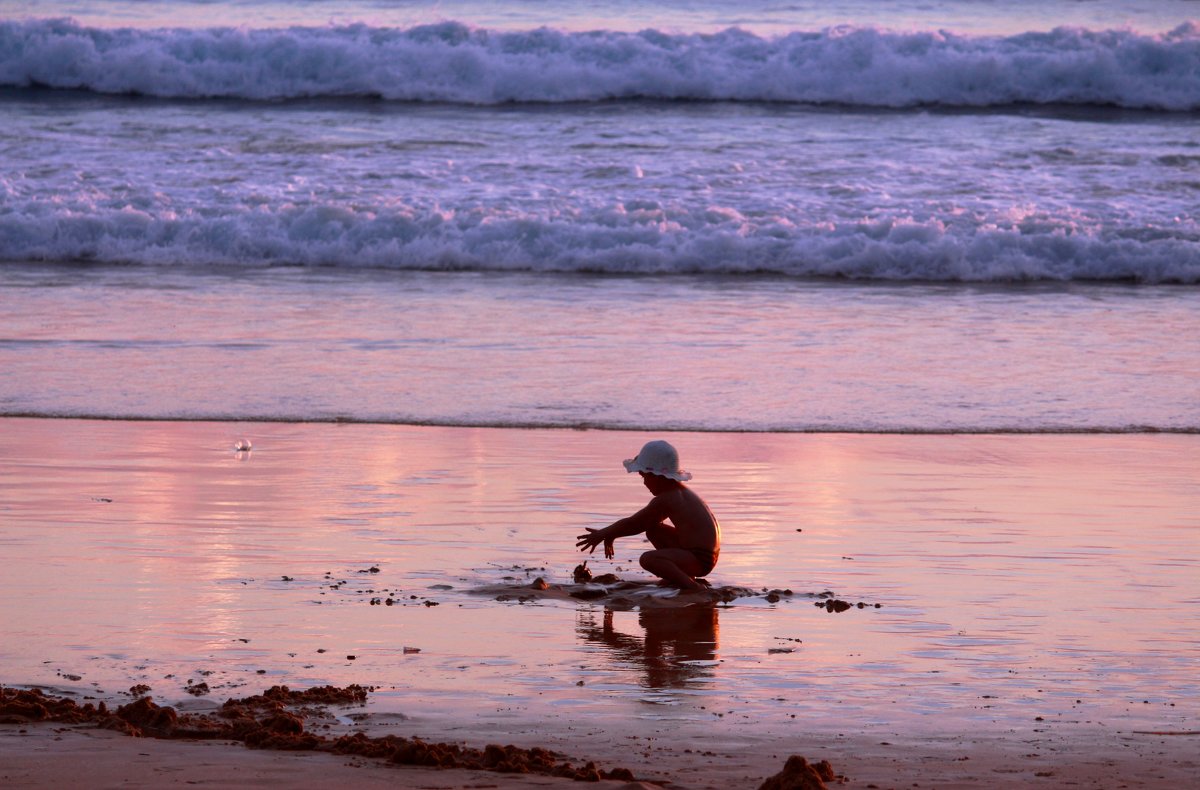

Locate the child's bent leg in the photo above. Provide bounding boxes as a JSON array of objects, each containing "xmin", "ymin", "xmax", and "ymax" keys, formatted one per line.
[
  {"xmin": 645, "ymin": 522, "xmax": 682, "ymax": 550},
  {"xmin": 640, "ymin": 548, "xmax": 707, "ymax": 592}
]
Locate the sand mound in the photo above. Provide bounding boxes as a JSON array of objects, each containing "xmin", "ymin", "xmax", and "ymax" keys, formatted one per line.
[
  {"xmin": 758, "ymin": 755, "xmax": 839, "ymax": 790},
  {"xmin": 473, "ymin": 566, "xmax": 808, "ymax": 609},
  {"xmin": 0, "ymin": 686, "xmax": 106, "ymax": 725},
  {"xmin": 474, "ymin": 577, "xmax": 766, "ymax": 609}
]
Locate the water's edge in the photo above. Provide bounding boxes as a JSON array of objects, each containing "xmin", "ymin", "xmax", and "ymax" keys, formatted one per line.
[{"xmin": 3, "ymin": 413, "xmax": 1195, "ymax": 434}]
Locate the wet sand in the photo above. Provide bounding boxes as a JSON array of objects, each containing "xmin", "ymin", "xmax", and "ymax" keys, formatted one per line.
[
  {"xmin": 1, "ymin": 418, "xmax": 1198, "ymax": 788},
  {"xmin": 1, "ymin": 684, "xmax": 650, "ymax": 787},
  {"xmin": 0, "ymin": 726, "xmax": 656, "ymax": 789},
  {"xmin": 5, "ymin": 714, "xmax": 1199, "ymax": 788}
]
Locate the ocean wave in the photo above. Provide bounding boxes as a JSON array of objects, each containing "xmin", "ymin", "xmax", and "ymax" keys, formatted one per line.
[
  {"xmin": 1, "ymin": 200, "xmax": 1198, "ymax": 283},
  {"xmin": 2, "ymin": 18, "xmax": 1199, "ymax": 110}
]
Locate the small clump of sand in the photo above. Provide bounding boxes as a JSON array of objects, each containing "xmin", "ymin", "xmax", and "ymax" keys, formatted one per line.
[{"xmin": 758, "ymin": 755, "xmax": 841, "ymax": 790}]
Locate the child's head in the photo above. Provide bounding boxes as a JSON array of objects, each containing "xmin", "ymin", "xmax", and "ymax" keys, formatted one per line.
[{"xmin": 623, "ymin": 440, "xmax": 691, "ymax": 483}]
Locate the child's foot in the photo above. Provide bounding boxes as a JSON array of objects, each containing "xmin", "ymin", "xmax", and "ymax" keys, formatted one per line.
[{"xmin": 656, "ymin": 577, "xmax": 710, "ymax": 589}]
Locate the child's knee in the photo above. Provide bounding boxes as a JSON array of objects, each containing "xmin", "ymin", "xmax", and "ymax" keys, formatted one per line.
[{"xmin": 645, "ymin": 522, "xmax": 676, "ymax": 548}]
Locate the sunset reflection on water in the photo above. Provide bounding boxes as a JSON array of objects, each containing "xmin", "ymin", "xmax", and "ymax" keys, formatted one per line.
[
  {"xmin": 577, "ymin": 607, "xmax": 720, "ymax": 690},
  {"xmin": 1, "ymin": 418, "xmax": 1196, "ymax": 745}
]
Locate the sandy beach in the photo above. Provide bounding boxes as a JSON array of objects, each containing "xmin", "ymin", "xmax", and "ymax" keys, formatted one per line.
[
  {"xmin": 5, "ymin": 0, "xmax": 1199, "ymax": 785},
  {"xmin": 0, "ymin": 724, "xmax": 658, "ymax": 789},
  {"xmin": 4, "ymin": 707, "xmax": 1198, "ymax": 788},
  {"xmin": 2, "ymin": 418, "xmax": 1197, "ymax": 788}
]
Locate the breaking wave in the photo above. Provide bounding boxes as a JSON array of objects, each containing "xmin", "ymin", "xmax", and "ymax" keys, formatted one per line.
[
  {"xmin": 2, "ymin": 18, "xmax": 1199, "ymax": 110},
  {"xmin": 2, "ymin": 199, "xmax": 1198, "ymax": 283}
]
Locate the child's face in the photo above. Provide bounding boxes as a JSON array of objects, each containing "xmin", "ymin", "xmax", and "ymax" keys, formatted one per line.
[{"xmin": 639, "ymin": 472, "xmax": 668, "ymax": 494}]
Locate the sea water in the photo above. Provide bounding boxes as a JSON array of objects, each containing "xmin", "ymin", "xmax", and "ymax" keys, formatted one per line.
[
  {"xmin": 1, "ymin": 0, "xmax": 1198, "ymax": 781},
  {"xmin": 2, "ymin": 266, "xmax": 1199, "ymax": 431},
  {"xmin": 3, "ymin": 2, "xmax": 1199, "ymax": 433},
  {"xmin": 3, "ymin": 3, "xmax": 1200, "ymax": 283}
]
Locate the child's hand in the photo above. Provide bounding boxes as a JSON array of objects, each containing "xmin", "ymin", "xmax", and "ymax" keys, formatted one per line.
[{"xmin": 575, "ymin": 528, "xmax": 614, "ymax": 559}]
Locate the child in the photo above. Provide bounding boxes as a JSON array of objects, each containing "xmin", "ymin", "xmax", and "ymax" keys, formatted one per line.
[{"xmin": 576, "ymin": 440, "xmax": 720, "ymax": 592}]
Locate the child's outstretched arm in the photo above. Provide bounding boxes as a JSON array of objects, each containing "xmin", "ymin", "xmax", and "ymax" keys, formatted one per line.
[{"xmin": 575, "ymin": 498, "xmax": 669, "ymax": 559}]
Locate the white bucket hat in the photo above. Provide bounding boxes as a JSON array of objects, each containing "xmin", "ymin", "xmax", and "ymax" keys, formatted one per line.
[{"xmin": 623, "ymin": 440, "xmax": 692, "ymax": 481}]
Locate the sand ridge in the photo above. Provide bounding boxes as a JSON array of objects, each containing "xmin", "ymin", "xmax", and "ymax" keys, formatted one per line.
[
  {"xmin": 2, "ymin": 685, "xmax": 855, "ymax": 789},
  {"xmin": 0, "ymin": 684, "xmax": 640, "ymax": 783}
]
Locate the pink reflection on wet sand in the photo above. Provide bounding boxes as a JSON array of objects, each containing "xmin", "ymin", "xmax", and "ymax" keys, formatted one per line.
[{"xmin": 1, "ymin": 418, "xmax": 1196, "ymax": 772}]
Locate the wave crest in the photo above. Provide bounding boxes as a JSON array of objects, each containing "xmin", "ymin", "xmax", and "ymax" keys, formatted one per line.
[
  {"xmin": 2, "ymin": 18, "xmax": 1199, "ymax": 109},
  {"xmin": 2, "ymin": 199, "xmax": 1197, "ymax": 283}
]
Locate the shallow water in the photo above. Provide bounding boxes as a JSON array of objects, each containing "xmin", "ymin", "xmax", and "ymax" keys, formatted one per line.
[
  {"xmin": 3, "ymin": 265, "xmax": 1198, "ymax": 431},
  {"xmin": 2, "ymin": 417, "xmax": 1196, "ymax": 776}
]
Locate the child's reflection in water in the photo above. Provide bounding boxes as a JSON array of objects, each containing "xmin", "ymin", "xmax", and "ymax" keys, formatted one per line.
[{"xmin": 576, "ymin": 606, "xmax": 719, "ymax": 689}]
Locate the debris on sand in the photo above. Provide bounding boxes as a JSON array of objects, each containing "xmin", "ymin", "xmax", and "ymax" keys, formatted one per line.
[
  {"xmin": 478, "ymin": 574, "xmax": 778, "ymax": 609},
  {"xmin": 479, "ymin": 567, "xmax": 854, "ymax": 610},
  {"xmin": 814, "ymin": 598, "xmax": 882, "ymax": 613},
  {"xmin": 330, "ymin": 733, "xmax": 636, "ymax": 781},
  {"xmin": 758, "ymin": 755, "xmax": 839, "ymax": 790},
  {"xmin": 229, "ymin": 684, "xmax": 371, "ymax": 707},
  {"xmin": 0, "ymin": 685, "xmax": 637, "ymax": 783},
  {"xmin": 0, "ymin": 687, "xmax": 100, "ymax": 725},
  {"xmin": 184, "ymin": 681, "xmax": 210, "ymax": 696}
]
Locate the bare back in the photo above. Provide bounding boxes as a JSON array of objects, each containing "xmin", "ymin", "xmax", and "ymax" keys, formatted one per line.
[{"xmin": 647, "ymin": 484, "xmax": 720, "ymax": 552}]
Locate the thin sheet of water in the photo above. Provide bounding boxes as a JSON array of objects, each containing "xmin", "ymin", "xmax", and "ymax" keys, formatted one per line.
[
  {"xmin": 1, "ymin": 419, "xmax": 1195, "ymax": 757},
  {"xmin": 2, "ymin": 266, "xmax": 1196, "ymax": 430}
]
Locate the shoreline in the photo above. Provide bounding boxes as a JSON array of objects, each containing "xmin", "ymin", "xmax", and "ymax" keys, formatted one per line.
[{"xmin": 1, "ymin": 414, "xmax": 1196, "ymax": 435}]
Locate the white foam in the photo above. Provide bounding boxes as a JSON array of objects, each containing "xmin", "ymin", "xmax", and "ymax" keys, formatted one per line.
[
  {"xmin": 2, "ymin": 19, "xmax": 1199, "ymax": 109},
  {"xmin": 2, "ymin": 198, "xmax": 1197, "ymax": 283}
]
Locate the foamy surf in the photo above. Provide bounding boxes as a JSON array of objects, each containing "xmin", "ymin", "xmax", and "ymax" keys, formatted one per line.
[
  {"xmin": 3, "ymin": 19, "xmax": 1199, "ymax": 110},
  {"xmin": 2, "ymin": 201, "xmax": 1197, "ymax": 283}
]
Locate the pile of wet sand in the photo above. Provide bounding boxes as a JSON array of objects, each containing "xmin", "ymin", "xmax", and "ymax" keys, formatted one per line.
[
  {"xmin": 476, "ymin": 564, "xmax": 813, "ymax": 610},
  {"xmin": 757, "ymin": 755, "xmax": 840, "ymax": 790}
]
